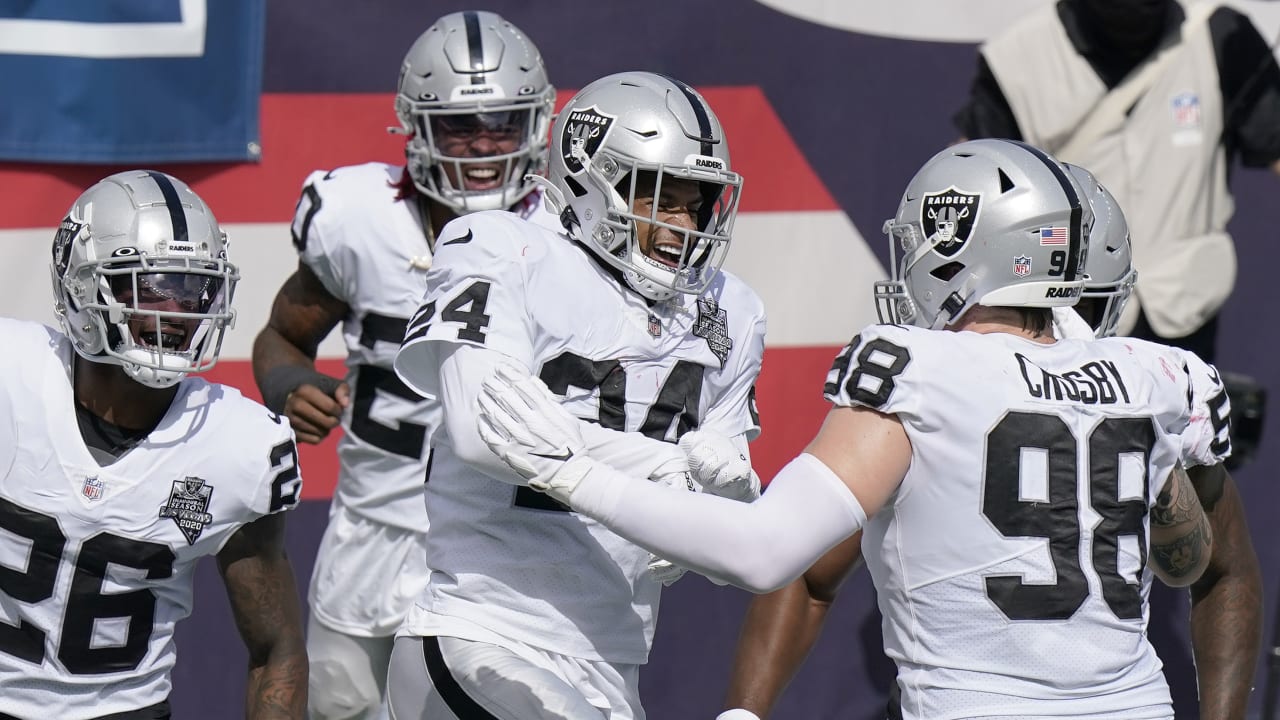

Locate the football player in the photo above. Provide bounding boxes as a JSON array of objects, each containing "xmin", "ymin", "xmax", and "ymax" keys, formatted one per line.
[
  {"xmin": 0, "ymin": 170, "xmax": 305, "ymax": 719},
  {"xmin": 385, "ymin": 71, "xmax": 764, "ymax": 719},
  {"xmin": 1052, "ymin": 166, "xmax": 1261, "ymax": 720},
  {"xmin": 250, "ymin": 12, "xmax": 555, "ymax": 719},
  {"xmin": 478, "ymin": 140, "xmax": 1217, "ymax": 719},
  {"xmin": 714, "ymin": 163, "xmax": 1261, "ymax": 720}
]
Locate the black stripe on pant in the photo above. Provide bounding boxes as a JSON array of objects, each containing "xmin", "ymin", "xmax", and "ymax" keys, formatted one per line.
[{"xmin": 423, "ymin": 635, "xmax": 501, "ymax": 720}]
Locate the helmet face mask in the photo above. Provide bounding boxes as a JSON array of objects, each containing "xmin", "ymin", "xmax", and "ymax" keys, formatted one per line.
[
  {"xmin": 594, "ymin": 162, "xmax": 741, "ymax": 301},
  {"xmin": 875, "ymin": 140, "xmax": 1093, "ymax": 329},
  {"xmin": 394, "ymin": 11, "xmax": 554, "ymax": 215},
  {"xmin": 51, "ymin": 171, "xmax": 239, "ymax": 389},
  {"xmin": 547, "ymin": 72, "xmax": 742, "ymax": 302}
]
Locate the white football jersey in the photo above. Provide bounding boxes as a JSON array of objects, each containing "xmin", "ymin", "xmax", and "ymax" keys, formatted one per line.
[
  {"xmin": 291, "ymin": 163, "xmax": 555, "ymax": 529},
  {"xmin": 1052, "ymin": 306, "xmax": 1231, "ymax": 468},
  {"xmin": 395, "ymin": 211, "xmax": 765, "ymax": 664},
  {"xmin": 826, "ymin": 324, "xmax": 1193, "ymax": 720},
  {"xmin": 0, "ymin": 319, "xmax": 302, "ymax": 719}
]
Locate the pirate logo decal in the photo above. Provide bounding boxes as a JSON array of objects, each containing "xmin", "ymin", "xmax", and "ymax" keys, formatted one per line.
[
  {"xmin": 921, "ymin": 187, "xmax": 981, "ymax": 258},
  {"xmin": 159, "ymin": 476, "xmax": 215, "ymax": 545},
  {"xmin": 52, "ymin": 218, "xmax": 83, "ymax": 276},
  {"xmin": 693, "ymin": 297, "xmax": 733, "ymax": 368},
  {"xmin": 561, "ymin": 105, "xmax": 616, "ymax": 175}
]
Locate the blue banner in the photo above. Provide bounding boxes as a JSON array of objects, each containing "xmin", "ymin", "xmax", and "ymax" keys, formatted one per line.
[{"xmin": 0, "ymin": 0, "xmax": 264, "ymax": 163}]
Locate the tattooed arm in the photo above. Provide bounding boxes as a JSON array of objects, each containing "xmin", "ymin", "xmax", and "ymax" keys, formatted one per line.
[
  {"xmin": 1187, "ymin": 464, "xmax": 1263, "ymax": 720},
  {"xmin": 1149, "ymin": 464, "xmax": 1213, "ymax": 587},
  {"xmin": 218, "ymin": 513, "xmax": 308, "ymax": 719}
]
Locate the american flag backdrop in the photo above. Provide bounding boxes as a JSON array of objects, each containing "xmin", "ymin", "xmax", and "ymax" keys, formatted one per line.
[{"xmin": 2, "ymin": 1, "xmax": 1280, "ymax": 717}]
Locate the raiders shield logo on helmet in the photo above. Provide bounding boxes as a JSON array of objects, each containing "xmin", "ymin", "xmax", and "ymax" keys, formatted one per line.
[
  {"xmin": 52, "ymin": 218, "xmax": 83, "ymax": 275},
  {"xmin": 921, "ymin": 187, "xmax": 981, "ymax": 258},
  {"xmin": 561, "ymin": 105, "xmax": 616, "ymax": 175}
]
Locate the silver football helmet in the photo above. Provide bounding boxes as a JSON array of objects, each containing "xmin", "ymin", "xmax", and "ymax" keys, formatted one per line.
[
  {"xmin": 393, "ymin": 11, "xmax": 554, "ymax": 215},
  {"xmin": 51, "ymin": 170, "xmax": 238, "ymax": 388},
  {"xmin": 541, "ymin": 71, "xmax": 742, "ymax": 301},
  {"xmin": 876, "ymin": 139, "xmax": 1093, "ymax": 329},
  {"xmin": 1065, "ymin": 163, "xmax": 1136, "ymax": 338}
]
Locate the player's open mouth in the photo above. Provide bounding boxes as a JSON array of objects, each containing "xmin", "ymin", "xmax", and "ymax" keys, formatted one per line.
[
  {"xmin": 463, "ymin": 166, "xmax": 502, "ymax": 190},
  {"xmin": 650, "ymin": 242, "xmax": 684, "ymax": 269},
  {"xmin": 139, "ymin": 326, "xmax": 188, "ymax": 352}
]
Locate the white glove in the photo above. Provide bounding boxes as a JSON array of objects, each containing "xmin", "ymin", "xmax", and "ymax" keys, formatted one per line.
[
  {"xmin": 716, "ymin": 710, "xmax": 763, "ymax": 720},
  {"xmin": 476, "ymin": 364, "xmax": 592, "ymax": 506},
  {"xmin": 679, "ymin": 430, "xmax": 761, "ymax": 502}
]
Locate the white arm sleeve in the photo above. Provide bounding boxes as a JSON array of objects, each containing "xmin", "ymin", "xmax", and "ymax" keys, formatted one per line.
[
  {"xmin": 437, "ymin": 343, "xmax": 534, "ymax": 484},
  {"xmin": 570, "ymin": 452, "xmax": 866, "ymax": 593},
  {"xmin": 577, "ymin": 417, "xmax": 690, "ymax": 483}
]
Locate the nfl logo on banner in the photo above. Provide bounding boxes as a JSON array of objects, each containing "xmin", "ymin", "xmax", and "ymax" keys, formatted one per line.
[
  {"xmin": 1013, "ymin": 255, "xmax": 1032, "ymax": 277},
  {"xmin": 82, "ymin": 476, "xmax": 104, "ymax": 501}
]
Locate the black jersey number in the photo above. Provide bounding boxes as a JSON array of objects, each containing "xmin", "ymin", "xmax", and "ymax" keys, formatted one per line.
[
  {"xmin": 268, "ymin": 439, "xmax": 303, "ymax": 513},
  {"xmin": 512, "ymin": 351, "xmax": 705, "ymax": 511},
  {"xmin": 823, "ymin": 335, "xmax": 911, "ymax": 409},
  {"xmin": 982, "ymin": 412, "xmax": 1154, "ymax": 621},
  {"xmin": 0, "ymin": 498, "xmax": 176, "ymax": 674},
  {"xmin": 290, "ymin": 183, "xmax": 322, "ymax": 252},
  {"xmin": 401, "ymin": 282, "xmax": 492, "ymax": 346},
  {"xmin": 1205, "ymin": 385, "xmax": 1232, "ymax": 458},
  {"xmin": 350, "ymin": 312, "xmax": 429, "ymax": 459}
]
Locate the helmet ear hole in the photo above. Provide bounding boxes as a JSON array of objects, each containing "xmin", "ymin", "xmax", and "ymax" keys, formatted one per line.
[
  {"xmin": 563, "ymin": 175, "xmax": 588, "ymax": 199},
  {"xmin": 931, "ymin": 261, "xmax": 966, "ymax": 281}
]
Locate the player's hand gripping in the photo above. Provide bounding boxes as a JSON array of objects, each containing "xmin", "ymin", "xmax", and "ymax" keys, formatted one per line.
[
  {"xmin": 679, "ymin": 430, "xmax": 761, "ymax": 502},
  {"xmin": 285, "ymin": 375, "xmax": 349, "ymax": 445},
  {"xmin": 477, "ymin": 364, "xmax": 593, "ymax": 505}
]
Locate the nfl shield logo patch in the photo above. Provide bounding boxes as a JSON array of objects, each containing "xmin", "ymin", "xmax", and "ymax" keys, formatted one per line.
[
  {"xmin": 82, "ymin": 476, "xmax": 104, "ymax": 501},
  {"xmin": 1013, "ymin": 255, "xmax": 1032, "ymax": 277},
  {"xmin": 1171, "ymin": 91, "xmax": 1201, "ymax": 129}
]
